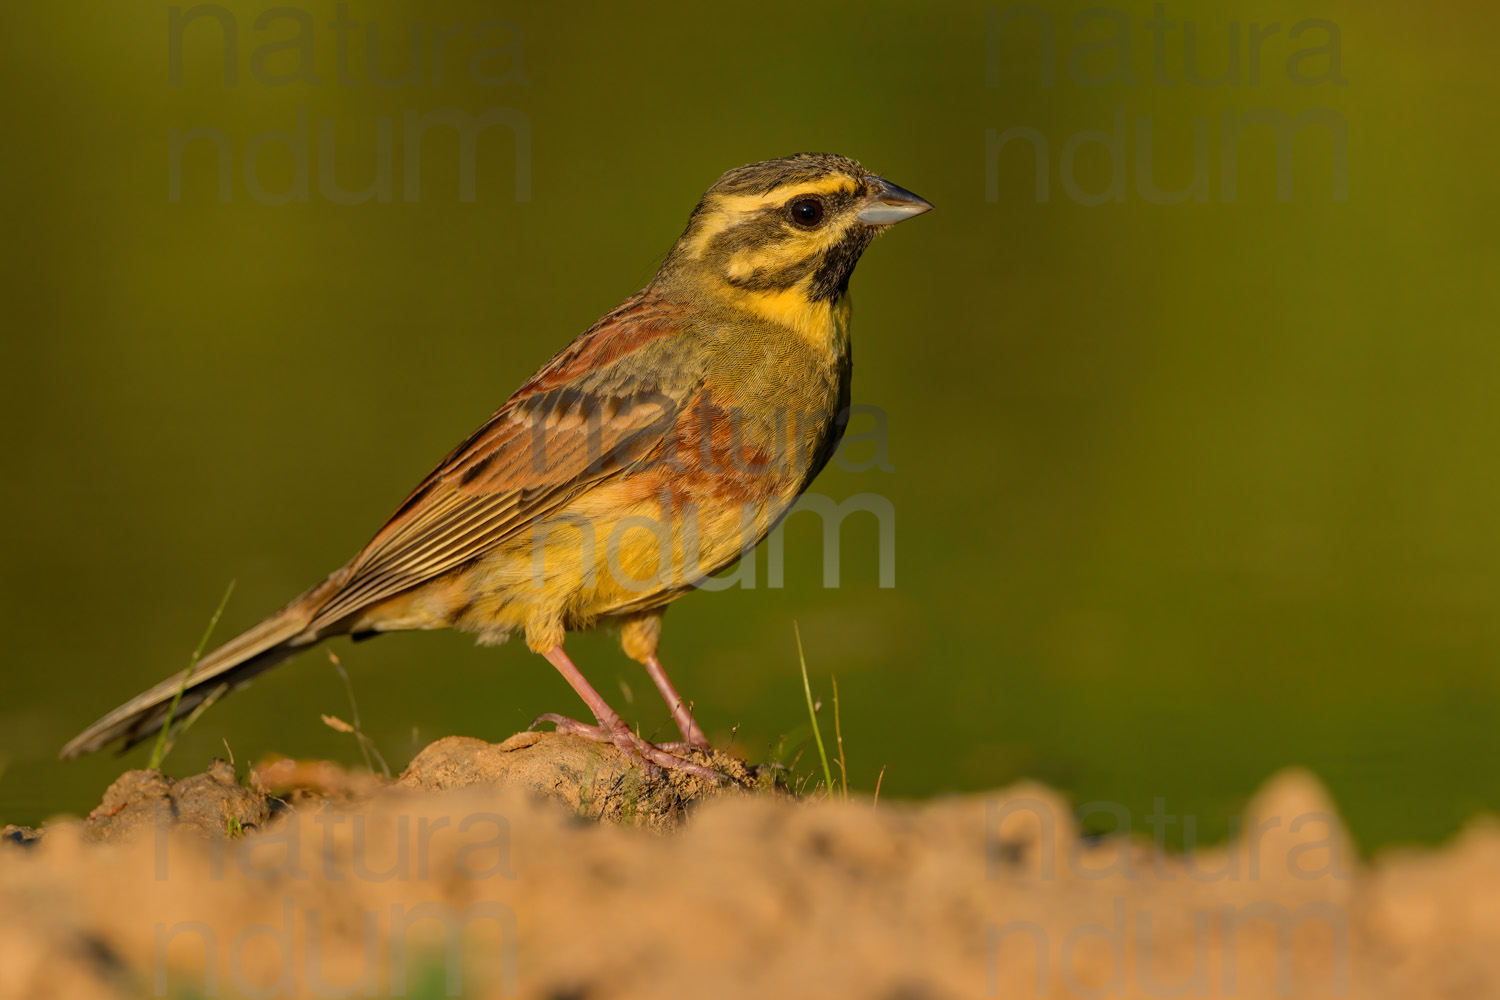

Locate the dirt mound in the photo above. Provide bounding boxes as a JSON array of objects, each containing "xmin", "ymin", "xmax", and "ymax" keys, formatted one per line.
[
  {"xmin": 83, "ymin": 760, "xmax": 273, "ymax": 843},
  {"xmin": 398, "ymin": 732, "xmax": 769, "ymax": 829},
  {"xmin": 1, "ymin": 734, "xmax": 1496, "ymax": 999}
]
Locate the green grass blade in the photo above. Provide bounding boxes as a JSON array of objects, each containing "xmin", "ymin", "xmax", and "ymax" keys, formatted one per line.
[
  {"xmin": 148, "ymin": 580, "xmax": 235, "ymax": 770},
  {"xmin": 795, "ymin": 622, "xmax": 834, "ymax": 797},
  {"xmin": 832, "ymin": 674, "xmax": 848, "ymax": 801}
]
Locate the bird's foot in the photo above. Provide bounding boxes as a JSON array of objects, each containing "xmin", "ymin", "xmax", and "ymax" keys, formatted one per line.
[{"xmin": 530, "ymin": 713, "xmax": 720, "ymax": 780}]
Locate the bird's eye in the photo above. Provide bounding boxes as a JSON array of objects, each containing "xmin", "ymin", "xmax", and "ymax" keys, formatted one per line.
[{"xmin": 787, "ymin": 197, "xmax": 825, "ymax": 227}]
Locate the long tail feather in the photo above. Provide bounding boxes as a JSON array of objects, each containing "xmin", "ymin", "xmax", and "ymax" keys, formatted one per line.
[{"xmin": 61, "ymin": 605, "xmax": 320, "ymax": 760}]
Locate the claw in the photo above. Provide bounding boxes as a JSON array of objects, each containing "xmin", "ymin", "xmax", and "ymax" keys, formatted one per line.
[{"xmin": 532, "ymin": 712, "xmax": 720, "ymax": 781}]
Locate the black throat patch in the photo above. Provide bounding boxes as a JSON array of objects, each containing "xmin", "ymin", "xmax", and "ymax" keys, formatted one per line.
[{"xmin": 808, "ymin": 225, "xmax": 878, "ymax": 303}]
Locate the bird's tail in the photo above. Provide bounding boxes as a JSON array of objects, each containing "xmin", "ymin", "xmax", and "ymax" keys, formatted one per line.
[{"xmin": 59, "ymin": 575, "xmax": 345, "ymax": 760}]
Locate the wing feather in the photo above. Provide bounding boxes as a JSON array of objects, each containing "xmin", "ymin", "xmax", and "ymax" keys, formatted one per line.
[{"xmin": 304, "ymin": 291, "xmax": 699, "ymax": 632}]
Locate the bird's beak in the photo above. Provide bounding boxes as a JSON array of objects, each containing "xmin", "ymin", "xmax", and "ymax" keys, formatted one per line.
[{"xmin": 857, "ymin": 177, "xmax": 934, "ymax": 226}]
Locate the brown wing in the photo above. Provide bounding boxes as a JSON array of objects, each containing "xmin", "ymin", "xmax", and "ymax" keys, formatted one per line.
[{"xmin": 305, "ymin": 291, "xmax": 705, "ymax": 631}]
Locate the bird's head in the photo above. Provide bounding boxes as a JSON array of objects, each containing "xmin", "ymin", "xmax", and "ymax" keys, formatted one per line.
[{"xmin": 655, "ymin": 153, "xmax": 932, "ymax": 340}]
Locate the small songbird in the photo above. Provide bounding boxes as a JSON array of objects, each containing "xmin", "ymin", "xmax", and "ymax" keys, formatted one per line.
[{"xmin": 62, "ymin": 153, "xmax": 931, "ymax": 775}]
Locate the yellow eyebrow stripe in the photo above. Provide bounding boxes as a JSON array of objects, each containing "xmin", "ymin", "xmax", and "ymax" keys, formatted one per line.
[{"xmin": 709, "ymin": 177, "xmax": 858, "ymax": 215}]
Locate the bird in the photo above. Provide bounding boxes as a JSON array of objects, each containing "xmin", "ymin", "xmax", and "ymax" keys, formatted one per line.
[{"xmin": 61, "ymin": 152, "xmax": 932, "ymax": 776}]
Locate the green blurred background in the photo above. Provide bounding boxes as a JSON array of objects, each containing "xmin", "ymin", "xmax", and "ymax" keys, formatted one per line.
[{"xmin": 3, "ymin": 0, "xmax": 1496, "ymax": 849}]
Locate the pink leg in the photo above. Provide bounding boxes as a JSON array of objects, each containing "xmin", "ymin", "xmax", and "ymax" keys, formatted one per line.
[
  {"xmin": 643, "ymin": 654, "xmax": 709, "ymax": 748},
  {"xmin": 532, "ymin": 646, "xmax": 718, "ymax": 780}
]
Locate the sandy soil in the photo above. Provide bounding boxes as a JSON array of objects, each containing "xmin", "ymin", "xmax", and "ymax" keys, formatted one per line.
[{"xmin": 1, "ymin": 731, "xmax": 1495, "ymax": 999}]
